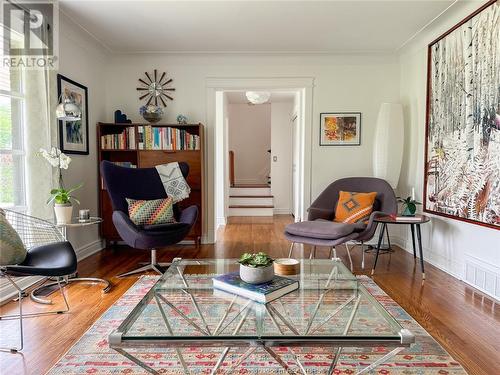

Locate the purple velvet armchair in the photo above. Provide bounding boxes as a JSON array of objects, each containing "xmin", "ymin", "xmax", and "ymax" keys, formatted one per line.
[
  {"xmin": 284, "ymin": 177, "xmax": 396, "ymax": 270},
  {"xmin": 100, "ymin": 161, "xmax": 198, "ymax": 277}
]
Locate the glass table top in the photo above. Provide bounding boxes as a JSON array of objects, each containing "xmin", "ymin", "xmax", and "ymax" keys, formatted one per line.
[{"xmin": 112, "ymin": 259, "xmax": 411, "ymax": 347}]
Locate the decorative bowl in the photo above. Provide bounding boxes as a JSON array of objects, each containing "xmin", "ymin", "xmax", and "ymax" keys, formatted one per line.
[{"xmin": 142, "ymin": 112, "xmax": 162, "ymax": 123}]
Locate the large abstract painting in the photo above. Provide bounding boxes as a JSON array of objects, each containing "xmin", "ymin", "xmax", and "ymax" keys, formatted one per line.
[{"xmin": 424, "ymin": 0, "xmax": 499, "ymax": 230}]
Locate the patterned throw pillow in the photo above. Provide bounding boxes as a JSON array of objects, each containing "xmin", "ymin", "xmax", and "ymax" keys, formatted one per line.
[
  {"xmin": 334, "ymin": 191, "xmax": 377, "ymax": 224},
  {"xmin": 0, "ymin": 209, "xmax": 27, "ymax": 265},
  {"xmin": 126, "ymin": 197, "xmax": 176, "ymax": 226}
]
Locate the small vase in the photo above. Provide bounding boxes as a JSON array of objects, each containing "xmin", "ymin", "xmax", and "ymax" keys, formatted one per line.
[
  {"xmin": 239, "ymin": 264, "xmax": 274, "ymax": 284},
  {"xmin": 54, "ymin": 203, "xmax": 73, "ymax": 224},
  {"xmin": 402, "ymin": 205, "xmax": 416, "ymax": 217}
]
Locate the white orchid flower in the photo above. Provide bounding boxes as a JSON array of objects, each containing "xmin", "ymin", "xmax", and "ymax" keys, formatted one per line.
[{"xmin": 59, "ymin": 153, "xmax": 71, "ymax": 169}]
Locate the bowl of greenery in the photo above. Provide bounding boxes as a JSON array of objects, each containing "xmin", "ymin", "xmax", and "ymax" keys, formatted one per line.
[{"xmin": 238, "ymin": 252, "xmax": 274, "ymax": 284}]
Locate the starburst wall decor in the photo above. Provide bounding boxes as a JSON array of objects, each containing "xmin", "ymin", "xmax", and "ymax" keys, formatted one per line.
[{"xmin": 136, "ymin": 69, "xmax": 175, "ymax": 107}]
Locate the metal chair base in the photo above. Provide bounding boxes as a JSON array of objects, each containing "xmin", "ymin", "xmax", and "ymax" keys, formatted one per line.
[
  {"xmin": 30, "ymin": 276, "xmax": 111, "ymax": 305},
  {"xmin": 117, "ymin": 249, "xmax": 171, "ymax": 277},
  {"xmin": 0, "ymin": 274, "xmax": 70, "ymax": 353}
]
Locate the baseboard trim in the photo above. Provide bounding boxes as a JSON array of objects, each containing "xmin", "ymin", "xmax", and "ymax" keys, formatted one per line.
[
  {"xmin": 273, "ymin": 208, "xmax": 291, "ymax": 215},
  {"xmin": 75, "ymin": 239, "xmax": 105, "ymax": 261}
]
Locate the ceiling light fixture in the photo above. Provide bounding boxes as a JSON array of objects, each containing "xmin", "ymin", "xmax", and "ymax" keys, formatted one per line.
[{"xmin": 246, "ymin": 91, "xmax": 271, "ymax": 105}]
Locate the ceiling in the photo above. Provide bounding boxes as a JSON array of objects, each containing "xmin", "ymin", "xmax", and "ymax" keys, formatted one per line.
[
  {"xmin": 59, "ymin": 1, "xmax": 456, "ymax": 54},
  {"xmin": 226, "ymin": 91, "xmax": 296, "ymax": 104}
]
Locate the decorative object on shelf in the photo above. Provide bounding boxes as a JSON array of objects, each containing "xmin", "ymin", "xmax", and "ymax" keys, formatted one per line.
[
  {"xmin": 425, "ymin": 0, "xmax": 499, "ymax": 230},
  {"xmin": 57, "ymin": 74, "xmax": 89, "ymax": 155},
  {"xmin": 39, "ymin": 147, "xmax": 82, "ymax": 224},
  {"xmin": 320, "ymin": 112, "xmax": 361, "ymax": 146},
  {"xmin": 398, "ymin": 189, "xmax": 421, "ymax": 217},
  {"xmin": 238, "ymin": 252, "xmax": 274, "ymax": 284},
  {"xmin": 139, "ymin": 104, "xmax": 163, "ymax": 123},
  {"xmin": 246, "ymin": 91, "xmax": 271, "ymax": 105},
  {"xmin": 176, "ymin": 114, "xmax": 188, "ymax": 124},
  {"xmin": 114, "ymin": 110, "xmax": 132, "ymax": 124},
  {"xmin": 136, "ymin": 69, "xmax": 175, "ymax": 106},
  {"xmin": 373, "ymin": 103, "xmax": 404, "ymax": 188}
]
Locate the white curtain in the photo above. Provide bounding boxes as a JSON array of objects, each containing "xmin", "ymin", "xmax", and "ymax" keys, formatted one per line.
[{"xmin": 24, "ymin": 23, "xmax": 57, "ymax": 218}]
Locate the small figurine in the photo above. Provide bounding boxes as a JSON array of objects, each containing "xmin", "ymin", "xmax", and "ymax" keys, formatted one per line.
[{"xmin": 176, "ymin": 114, "xmax": 188, "ymax": 125}]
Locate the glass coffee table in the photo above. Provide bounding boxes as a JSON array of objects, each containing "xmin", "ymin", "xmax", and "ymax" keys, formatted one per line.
[{"xmin": 109, "ymin": 258, "xmax": 414, "ymax": 374}]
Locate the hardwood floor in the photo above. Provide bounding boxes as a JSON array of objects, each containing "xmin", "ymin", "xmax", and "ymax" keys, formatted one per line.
[{"xmin": 1, "ymin": 215, "xmax": 499, "ymax": 374}]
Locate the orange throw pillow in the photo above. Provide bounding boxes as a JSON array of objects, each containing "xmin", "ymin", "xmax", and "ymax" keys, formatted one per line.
[{"xmin": 334, "ymin": 191, "xmax": 377, "ymax": 224}]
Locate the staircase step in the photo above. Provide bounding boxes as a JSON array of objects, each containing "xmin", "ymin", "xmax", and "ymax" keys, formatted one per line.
[
  {"xmin": 230, "ymin": 187, "xmax": 271, "ymax": 196},
  {"xmin": 230, "ymin": 195, "xmax": 274, "ymax": 198},
  {"xmin": 228, "ymin": 205, "xmax": 274, "ymax": 217},
  {"xmin": 229, "ymin": 205, "xmax": 274, "ymax": 208},
  {"xmin": 229, "ymin": 196, "xmax": 274, "ymax": 206}
]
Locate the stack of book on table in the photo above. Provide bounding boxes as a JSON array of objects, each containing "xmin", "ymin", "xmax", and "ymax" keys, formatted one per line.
[{"xmin": 213, "ymin": 272, "xmax": 299, "ymax": 303}]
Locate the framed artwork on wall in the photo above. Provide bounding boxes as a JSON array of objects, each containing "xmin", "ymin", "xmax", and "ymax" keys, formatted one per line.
[
  {"xmin": 57, "ymin": 74, "xmax": 89, "ymax": 155},
  {"xmin": 424, "ymin": 0, "xmax": 499, "ymax": 230},
  {"xmin": 320, "ymin": 112, "xmax": 361, "ymax": 146}
]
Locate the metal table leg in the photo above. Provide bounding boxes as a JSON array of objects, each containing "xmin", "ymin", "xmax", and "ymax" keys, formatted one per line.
[
  {"xmin": 416, "ymin": 224, "xmax": 425, "ymax": 279},
  {"xmin": 410, "ymin": 224, "xmax": 417, "ymax": 258},
  {"xmin": 371, "ymin": 223, "xmax": 386, "ymax": 276}
]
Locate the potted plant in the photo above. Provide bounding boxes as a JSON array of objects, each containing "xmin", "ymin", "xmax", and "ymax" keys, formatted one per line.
[
  {"xmin": 238, "ymin": 252, "xmax": 274, "ymax": 284},
  {"xmin": 39, "ymin": 147, "xmax": 82, "ymax": 224},
  {"xmin": 398, "ymin": 196, "xmax": 421, "ymax": 217}
]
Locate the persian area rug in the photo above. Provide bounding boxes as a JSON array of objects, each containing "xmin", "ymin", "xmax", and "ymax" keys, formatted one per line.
[{"xmin": 48, "ymin": 276, "xmax": 466, "ymax": 374}]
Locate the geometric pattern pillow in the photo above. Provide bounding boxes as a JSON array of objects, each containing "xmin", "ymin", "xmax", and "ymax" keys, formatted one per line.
[
  {"xmin": 126, "ymin": 197, "xmax": 176, "ymax": 226},
  {"xmin": 0, "ymin": 208, "xmax": 27, "ymax": 265},
  {"xmin": 334, "ymin": 191, "xmax": 377, "ymax": 224}
]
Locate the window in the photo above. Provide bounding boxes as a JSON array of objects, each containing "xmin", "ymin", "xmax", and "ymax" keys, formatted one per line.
[{"xmin": 0, "ymin": 26, "xmax": 26, "ymax": 209}]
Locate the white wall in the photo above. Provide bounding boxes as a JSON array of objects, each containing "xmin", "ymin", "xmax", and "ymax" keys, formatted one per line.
[
  {"xmin": 104, "ymin": 54, "xmax": 400, "ymax": 241},
  {"xmin": 397, "ymin": 0, "xmax": 500, "ymax": 299},
  {"xmin": 228, "ymin": 103, "xmax": 271, "ymax": 185},
  {"xmin": 58, "ymin": 14, "xmax": 109, "ymax": 257},
  {"xmin": 271, "ymin": 102, "xmax": 294, "ymax": 214}
]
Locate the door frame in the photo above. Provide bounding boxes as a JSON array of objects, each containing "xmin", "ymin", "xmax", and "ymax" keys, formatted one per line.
[{"xmin": 206, "ymin": 77, "xmax": 314, "ymax": 242}]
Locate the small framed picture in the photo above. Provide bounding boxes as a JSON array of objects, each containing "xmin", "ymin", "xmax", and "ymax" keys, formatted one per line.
[
  {"xmin": 320, "ymin": 112, "xmax": 361, "ymax": 146},
  {"xmin": 57, "ymin": 74, "xmax": 89, "ymax": 155}
]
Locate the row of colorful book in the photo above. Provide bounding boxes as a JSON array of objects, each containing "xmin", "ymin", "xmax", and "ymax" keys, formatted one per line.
[
  {"xmin": 101, "ymin": 128, "xmax": 136, "ymax": 150},
  {"xmin": 138, "ymin": 126, "xmax": 200, "ymax": 150}
]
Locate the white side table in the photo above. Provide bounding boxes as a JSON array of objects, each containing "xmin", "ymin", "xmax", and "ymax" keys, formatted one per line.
[{"xmin": 30, "ymin": 217, "xmax": 111, "ymax": 304}]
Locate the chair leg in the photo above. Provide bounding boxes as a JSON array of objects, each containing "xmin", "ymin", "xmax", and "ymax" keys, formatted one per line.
[
  {"xmin": 344, "ymin": 243, "xmax": 354, "ymax": 272},
  {"xmin": 361, "ymin": 242, "xmax": 365, "ymax": 269},
  {"xmin": 117, "ymin": 249, "xmax": 170, "ymax": 277},
  {"xmin": 309, "ymin": 245, "xmax": 316, "ymax": 259},
  {"xmin": 330, "ymin": 247, "xmax": 338, "ymax": 259},
  {"xmin": 0, "ymin": 276, "xmax": 70, "ymax": 353}
]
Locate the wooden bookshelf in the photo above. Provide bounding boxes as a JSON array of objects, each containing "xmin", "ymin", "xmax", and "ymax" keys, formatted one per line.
[{"xmin": 97, "ymin": 122, "xmax": 204, "ymax": 245}]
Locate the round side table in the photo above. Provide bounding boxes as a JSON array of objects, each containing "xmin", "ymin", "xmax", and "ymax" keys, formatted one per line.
[
  {"xmin": 30, "ymin": 217, "xmax": 111, "ymax": 304},
  {"xmin": 371, "ymin": 214, "xmax": 431, "ymax": 279}
]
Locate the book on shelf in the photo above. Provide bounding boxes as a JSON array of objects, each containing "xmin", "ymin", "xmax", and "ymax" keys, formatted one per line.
[
  {"xmin": 137, "ymin": 125, "xmax": 200, "ymax": 151},
  {"xmin": 212, "ymin": 272, "xmax": 299, "ymax": 303},
  {"xmin": 101, "ymin": 127, "xmax": 136, "ymax": 150}
]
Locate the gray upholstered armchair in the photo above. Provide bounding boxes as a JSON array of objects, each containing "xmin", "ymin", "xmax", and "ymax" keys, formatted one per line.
[{"xmin": 284, "ymin": 177, "xmax": 397, "ymax": 270}]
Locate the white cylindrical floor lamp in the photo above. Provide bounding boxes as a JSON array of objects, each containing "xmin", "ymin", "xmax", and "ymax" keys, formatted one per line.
[
  {"xmin": 373, "ymin": 103, "xmax": 404, "ymax": 189},
  {"xmin": 370, "ymin": 103, "xmax": 404, "ymax": 253}
]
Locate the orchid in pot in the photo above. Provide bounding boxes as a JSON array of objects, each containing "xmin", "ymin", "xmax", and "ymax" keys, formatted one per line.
[{"xmin": 39, "ymin": 147, "xmax": 82, "ymax": 224}]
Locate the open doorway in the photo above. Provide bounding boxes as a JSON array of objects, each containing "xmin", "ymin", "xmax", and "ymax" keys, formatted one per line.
[
  {"xmin": 208, "ymin": 77, "xmax": 313, "ymax": 241},
  {"xmin": 225, "ymin": 92, "xmax": 296, "ymax": 217}
]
